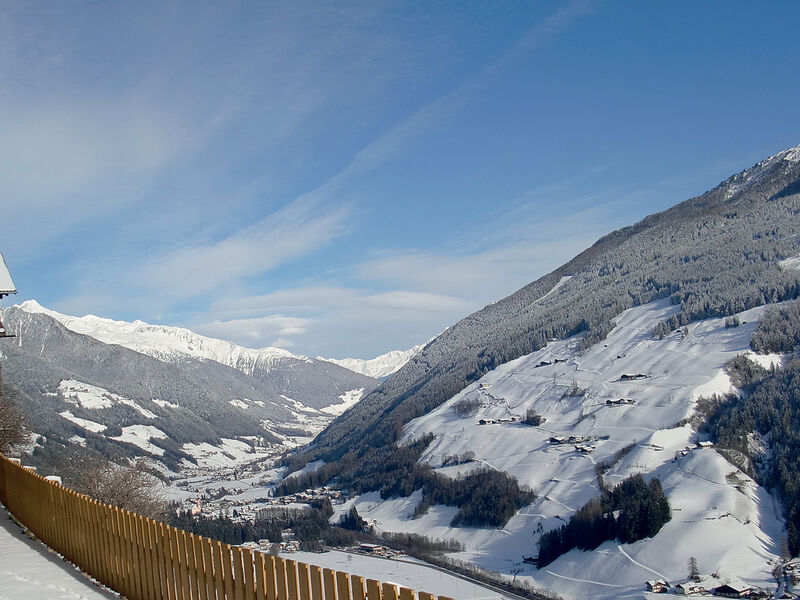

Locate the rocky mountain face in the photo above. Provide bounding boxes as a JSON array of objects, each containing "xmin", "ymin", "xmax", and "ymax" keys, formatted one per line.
[{"xmin": 0, "ymin": 305, "xmax": 379, "ymax": 472}]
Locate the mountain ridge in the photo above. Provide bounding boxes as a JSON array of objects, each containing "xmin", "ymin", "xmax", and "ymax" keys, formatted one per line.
[
  {"xmin": 317, "ymin": 345, "xmax": 425, "ymax": 379},
  {"xmin": 17, "ymin": 299, "xmax": 421, "ymax": 381}
]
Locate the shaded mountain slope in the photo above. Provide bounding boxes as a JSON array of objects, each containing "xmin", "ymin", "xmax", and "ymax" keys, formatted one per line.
[{"xmin": 0, "ymin": 307, "xmax": 378, "ymax": 471}]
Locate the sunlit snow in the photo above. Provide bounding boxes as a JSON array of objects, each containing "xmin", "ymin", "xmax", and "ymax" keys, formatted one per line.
[
  {"xmin": 337, "ymin": 299, "xmax": 786, "ymax": 599},
  {"xmin": 58, "ymin": 411, "xmax": 107, "ymax": 433},
  {"xmin": 110, "ymin": 425, "xmax": 168, "ymax": 456}
]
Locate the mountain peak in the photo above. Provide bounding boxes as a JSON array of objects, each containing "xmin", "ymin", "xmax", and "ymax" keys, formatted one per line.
[
  {"xmin": 317, "ymin": 344, "xmax": 424, "ymax": 379},
  {"xmin": 18, "ymin": 299, "xmax": 46, "ymax": 312},
  {"xmin": 12, "ymin": 300, "xmax": 303, "ymax": 375},
  {"xmin": 12, "ymin": 300, "xmax": 421, "ymax": 380},
  {"xmin": 783, "ymin": 143, "xmax": 800, "ymax": 164}
]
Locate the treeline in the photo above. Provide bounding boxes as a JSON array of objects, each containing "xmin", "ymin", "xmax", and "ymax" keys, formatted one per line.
[
  {"xmin": 537, "ymin": 474, "xmax": 671, "ymax": 567},
  {"xmin": 171, "ymin": 512, "xmax": 259, "ymax": 545},
  {"xmin": 417, "ymin": 467, "xmax": 536, "ymax": 527},
  {"xmin": 724, "ymin": 354, "xmax": 770, "ymax": 389},
  {"xmin": 380, "ymin": 532, "xmax": 463, "ymax": 553},
  {"xmin": 706, "ymin": 358, "xmax": 800, "ymax": 554},
  {"xmin": 751, "ymin": 299, "xmax": 800, "ymax": 353},
  {"xmin": 172, "ymin": 499, "xmax": 361, "ymax": 551},
  {"xmin": 281, "ymin": 435, "xmax": 533, "ymax": 528}
]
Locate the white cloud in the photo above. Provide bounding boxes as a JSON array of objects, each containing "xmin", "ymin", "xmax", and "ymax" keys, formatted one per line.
[
  {"xmin": 195, "ymin": 286, "xmax": 475, "ymax": 356},
  {"xmin": 196, "ymin": 314, "xmax": 312, "ymax": 347},
  {"xmin": 137, "ymin": 198, "xmax": 353, "ymax": 299},
  {"xmin": 361, "ymin": 291, "xmax": 469, "ymax": 313},
  {"xmin": 205, "ymin": 287, "xmax": 360, "ymax": 320}
]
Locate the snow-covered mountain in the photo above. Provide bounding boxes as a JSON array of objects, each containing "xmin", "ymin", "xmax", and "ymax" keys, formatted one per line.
[
  {"xmin": 317, "ymin": 345, "xmax": 424, "ymax": 379},
  {"xmin": 302, "ymin": 143, "xmax": 800, "ymax": 465},
  {"xmin": 18, "ymin": 300, "xmax": 420, "ymax": 381},
  {"xmin": 350, "ymin": 299, "xmax": 782, "ymax": 600},
  {"xmin": 0, "ymin": 304, "xmax": 379, "ymax": 473},
  {"xmin": 18, "ymin": 300, "xmax": 303, "ymax": 376}
]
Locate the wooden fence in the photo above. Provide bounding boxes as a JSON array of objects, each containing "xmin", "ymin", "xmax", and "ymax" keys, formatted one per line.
[{"xmin": 0, "ymin": 455, "xmax": 453, "ymax": 600}]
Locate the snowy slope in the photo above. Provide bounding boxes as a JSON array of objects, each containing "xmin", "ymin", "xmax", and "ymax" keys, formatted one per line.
[
  {"xmin": 318, "ymin": 345, "xmax": 424, "ymax": 379},
  {"xmin": 0, "ymin": 505, "xmax": 114, "ymax": 600},
  {"xmin": 333, "ymin": 300, "xmax": 786, "ymax": 600}
]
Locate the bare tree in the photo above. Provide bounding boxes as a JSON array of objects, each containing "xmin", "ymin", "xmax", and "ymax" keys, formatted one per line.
[
  {"xmin": 60, "ymin": 452, "xmax": 168, "ymax": 520},
  {"xmin": 0, "ymin": 395, "xmax": 28, "ymax": 456}
]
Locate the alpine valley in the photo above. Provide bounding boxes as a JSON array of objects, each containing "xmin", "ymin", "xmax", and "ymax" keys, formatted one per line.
[
  {"xmin": 7, "ymin": 144, "xmax": 800, "ymax": 600},
  {"xmin": 277, "ymin": 144, "xmax": 800, "ymax": 599},
  {"xmin": 0, "ymin": 301, "xmax": 421, "ymax": 472}
]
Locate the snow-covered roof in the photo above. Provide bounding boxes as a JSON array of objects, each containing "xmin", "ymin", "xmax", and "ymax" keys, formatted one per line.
[{"xmin": 0, "ymin": 252, "xmax": 15, "ymax": 296}]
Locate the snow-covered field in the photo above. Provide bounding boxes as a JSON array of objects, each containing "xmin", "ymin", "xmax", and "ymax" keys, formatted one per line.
[
  {"xmin": 320, "ymin": 389, "xmax": 367, "ymax": 416},
  {"xmin": 332, "ymin": 299, "xmax": 786, "ymax": 600},
  {"xmin": 58, "ymin": 379, "xmax": 157, "ymax": 418},
  {"xmin": 58, "ymin": 411, "xmax": 107, "ymax": 434},
  {"xmin": 0, "ymin": 505, "xmax": 115, "ymax": 600},
  {"xmin": 285, "ymin": 550, "xmax": 518, "ymax": 600},
  {"xmin": 110, "ymin": 425, "xmax": 168, "ymax": 456},
  {"xmin": 182, "ymin": 438, "xmax": 267, "ymax": 469}
]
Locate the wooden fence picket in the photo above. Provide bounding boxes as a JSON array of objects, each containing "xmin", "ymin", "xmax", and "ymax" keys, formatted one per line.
[
  {"xmin": 220, "ymin": 542, "xmax": 235, "ymax": 600},
  {"xmin": 351, "ymin": 575, "xmax": 366, "ymax": 600},
  {"xmin": 207, "ymin": 537, "xmax": 220, "ymax": 600},
  {"xmin": 297, "ymin": 562, "xmax": 311, "ymax": 600},
  {"xmin": 335, "ymin": 571, "xmax": 350, "ymax": 600},
  {"xmin": 243, "ymin": 547, "xmax": 257, "ymax": 600},
  {"xmin": 233, "ymin": 544, "xmax": 246, "ymax": 600},
  {"xmin": 276, "ymin": 556, "xmax": 289, "ymax": 600},
  {"xmin": 263, "ymin": 554, "xmax": 279, "ymax": 600},
  {"xmin": 201, "ymin": 535, "xmax": 216, "ymax": 600},
  {"xmin": 309, "ymin": 565, "xmax": 324, "ymax": 600},
  {"xmin": 286, "ymin": 559, "xmax": 300, "ymax": 600},
  {"xmin": 191, "ymin": 533, "xmax": 209, "ymax": 600},
  {"xmin": 323, "ymin": 568, "xmax": 337, "ymax": 600},
  {"xmin": 381, "ymin": 582, "xmax": 399, "ymax": 600},
  {"xmin": 366, "ymin": 580, "xmax": 382, "ymax": 600},
  {"xmin": 254, "ymin": 551, "xmax": 267, "ymax": 600}
]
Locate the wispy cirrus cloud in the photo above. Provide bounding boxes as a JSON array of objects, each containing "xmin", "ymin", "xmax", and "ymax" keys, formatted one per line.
[
  {"xmin": 194, "ymin": 286, "xmax": 472, "ymax": 355},
  {"xmin": 197, "ymin": 314, "xmax": 312, "ymax": 348},
  {"xmin": 138, "ymin": 197, "xmax": 353, "ymax": 299},
  {"xmin": 15, "ymin": 1, "xmax": 606, "ymax": 359}
]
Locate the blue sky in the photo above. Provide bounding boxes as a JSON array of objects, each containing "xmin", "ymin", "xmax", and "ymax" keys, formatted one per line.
[{"xmin": 2, "ymin": 1, "xmax": 800, "ymax": 359}]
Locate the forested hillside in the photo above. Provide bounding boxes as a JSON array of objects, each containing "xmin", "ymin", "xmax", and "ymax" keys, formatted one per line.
[
  {"xmin": 288, "ymin": 146, "xmax": 800, "ymax": 498},
  {"xmin": 708, "ymin": 312, "xmax": 800, "ymax": 554}
]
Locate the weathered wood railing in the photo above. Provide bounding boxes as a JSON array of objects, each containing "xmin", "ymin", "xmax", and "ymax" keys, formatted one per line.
[{"xmin": 0, "ymin": 455, "xmax": 453, "ymax": 600}]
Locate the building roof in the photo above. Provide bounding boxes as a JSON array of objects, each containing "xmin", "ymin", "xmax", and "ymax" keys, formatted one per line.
[{"xmin": 0, "ymin": 253, "xmax": 16, "ymax": 296}]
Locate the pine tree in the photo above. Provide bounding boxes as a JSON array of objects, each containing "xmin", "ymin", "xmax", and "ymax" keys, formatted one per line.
[{"xmin": 688, "ymin": 556, "xmax": 700, "ymax": 581}]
